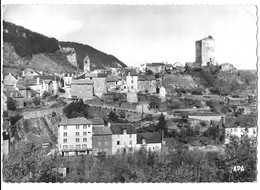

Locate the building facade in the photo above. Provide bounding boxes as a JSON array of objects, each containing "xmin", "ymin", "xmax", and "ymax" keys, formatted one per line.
[
  {"xmin": 71, "ymin": 79, "xmax": 94, "ymax": 100},
  {"xmin": 126, "ymin": 71, "xmax": 138, "ymax": 93},
  {"xmin": 110, "ymin": 123, "xmax": 137, "ymax": 154},
  {"xmin": 195, "ymin": 36, "xmax": 215, "ymax": 66},
  {"xmin": 92, "ymin": 127, "xmax": 113, "ymax": 155},
  {"xmin": 58, "ymin": 117, "xmax": 93, "ymax": 156},
  {"xmin": 136, "ymin": 132, "xmax": 162, "ymax": 152}
]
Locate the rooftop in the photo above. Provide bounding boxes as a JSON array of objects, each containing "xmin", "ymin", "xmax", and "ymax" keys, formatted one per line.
[
  {"xmin": 71, "ymin": 79, "xmax": 94, "ymax": 84},
  {"xmin": 137, "ymin": 132, "xmax": 162, "ymax": 144},
  {"xmin": 106, "ymin": 75, "xmax": 119, "ymax": 82},
  {"xmin": 89, "ymin": 117, "xmax": 105, "ymax": 125},
  {"xmin": 110, "ymin": 123, "xmax": 137, "ymax": 134},
  {"xmin": 59, "ymin": 117, "xmax": 93, "ymax": 126},
  {"xmin": 93, "ymin": 127, "xmax": 112, "ymax": 136}
]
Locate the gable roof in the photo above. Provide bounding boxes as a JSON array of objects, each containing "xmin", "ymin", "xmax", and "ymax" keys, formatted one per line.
[
  {"xmin": 59, "ymin": 117, "xmax": 93, "ymax": 126},
  {"xmin": 89, "ymin": 117, "xmax": 105, "ymax": 125},
  {"xmin": 93, "ymin": 127, "xmax": 112, "ymax": 136},
  {"xmin": 125, "ymin": 69, "xmax": 138, "ymax": 76},
  {"xmin": 137, "ymin": 132, "xmax": 162, "ymax": 144},
  {"xmin": 110, "ymin": 123, "xmax": 137, "ymax": 134}
]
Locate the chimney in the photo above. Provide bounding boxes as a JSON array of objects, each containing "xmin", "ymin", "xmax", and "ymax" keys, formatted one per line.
[{"xmin": 107, "ymin": 122, "xmax": 111, "ymax": 128}]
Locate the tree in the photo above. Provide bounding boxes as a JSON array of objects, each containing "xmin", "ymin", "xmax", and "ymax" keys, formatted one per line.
[
  {"xmin": 63, "ymin": 99, "xmax": 89, "ymax": 118},
  {"xmin": 9, "ymin": 114, "xmax": 23, "ymax": 125},
  {"xmin": 156, "ymin": 113, "xmax": 167, "ymax": 136},
  {"xmin": 146, "ymin": 70, "xmax": 154, "ymax": 75},
  {"xmin": 33, "ymin": 97, "xmax": 41, "ymax": 106},
  {"xmin": 148, "ymin": 96, "xmax": 161, "ymax": 110},
  {"xmin": 3, "ymin": 142, "xmax": 60, "ymax": 182},
  {"xmin": 42, "ymin": 91, "xmax": 52, "ymax": 99},
  {"xmin": 7, "ymin": 97, "xmax": 17, "ymax": 111},
  {"xmin": 108, "ymin": 111, "xmax": 119, "ymax": 122}
]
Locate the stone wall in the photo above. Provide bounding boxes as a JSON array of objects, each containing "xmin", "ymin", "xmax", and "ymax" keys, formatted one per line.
[{"xmin": 21, "ymin": 107, "xmax": 64, "ymax": 119}]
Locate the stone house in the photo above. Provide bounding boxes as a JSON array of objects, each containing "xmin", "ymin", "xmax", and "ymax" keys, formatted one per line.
[
  {"xmin": 92, "ymin": 127, "xmax": 113, "ymax": 155},
  {"xmin": 146, "ymin": 63, "xmax": 165, "ymax": 74},
  {"xmin": 110, "ymin": 123, "xmax": 137, "ymax": 154},
  {"xmin": 71, "ymin": 79, "xmax": 94, "ymax": 100},
  {"xmin": 58, "ymin": 117, "xmax": 93, "ymax": 156},
  {"xmin": 36, "ymin": 75, "xmax": 61, "ymax": 95},
  {"xmin": 106, "ymin": 75, "xmax": 120, "ymax": 91},
  {"xmin": 136, "ymin": 132, "xmax": 162, "ymax": 152},
  {"xmin": 3, "ymin": 73, "xmax": 18, "ymax": 86},
  {"xmin": 137, "ymin": 75, "xmax": 157, "ymax": 93}
]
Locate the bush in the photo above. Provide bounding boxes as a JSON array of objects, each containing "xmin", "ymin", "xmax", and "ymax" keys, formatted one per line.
[
  {"xmin": 63, "ymin": 99, "xmax": 89, "ymax": 118},
  {"xmin": 33, "ymin": 97, "xmax": 41, "ymax": 106},
  {"xmin": 9, "ymin": 114, "xmax": 23, "ymax": 125},
  {"xmin": 7, "ymin": 97, "xmax": 17, "ymax": 111},
  {"xmin": 42, "ymin": 91, "xmax": 52, "ymax": 99},
  {"xmin": 148, "ymin": 96, "xmax": 161, "ymax": 110}
]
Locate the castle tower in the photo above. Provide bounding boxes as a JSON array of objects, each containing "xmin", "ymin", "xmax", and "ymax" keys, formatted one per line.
[
  {"xmin": 195, "ymin": 36, "xmax": 215, "ymax": 66},
  {"xmin": 83, "ymin": 55, "xmax": 91, "ymax": 72}
]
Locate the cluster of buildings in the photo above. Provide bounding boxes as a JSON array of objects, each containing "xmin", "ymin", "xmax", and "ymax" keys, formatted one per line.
[
  {"xmin": 3, "ymin": 68, "xmax": 62, "ymax": 110},
  {"xmin": 58, "ymin": 117, "xmax": 162, "ymax": 156}
]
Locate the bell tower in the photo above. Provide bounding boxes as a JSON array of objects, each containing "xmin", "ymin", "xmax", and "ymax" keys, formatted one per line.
[{"xmin": 83, "ymin": 55, "xmax": 91, "ymax": 72}]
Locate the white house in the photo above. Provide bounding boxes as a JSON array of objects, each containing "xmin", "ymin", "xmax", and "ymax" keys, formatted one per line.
[
  {"xmin": 126, "ymin": 70, "xmax": 138, "ymax": 93},
  {"xmin": 58, "ymin": 117, "xmax": 93, "ymax": 156},
  {"xmin": 110, "ymin": 123, "xmax": 137, "ymax": 154},
  {"xmin": 225, "ymin": 126, "xmax": 257, "ymax": 144},
  {"xmin": 135, "ymin": 132, "xmax": 162, "ymax": 152}
]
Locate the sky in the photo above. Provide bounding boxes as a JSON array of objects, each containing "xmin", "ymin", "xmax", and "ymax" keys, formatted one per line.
[{"xmin": 3, "ymin": 4, "xmax": 258, "ymax": 69}]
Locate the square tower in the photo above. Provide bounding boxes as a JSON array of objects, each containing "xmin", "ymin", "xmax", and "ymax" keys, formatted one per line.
[{"xmin": 195, "ymin": 36, "xmax": 215, "ymax": 66}]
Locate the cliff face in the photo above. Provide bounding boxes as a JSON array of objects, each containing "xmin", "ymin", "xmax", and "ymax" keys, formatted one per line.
[{"xmin": 59, "ymin": 47, "xmax": 78, "ymax": 68}]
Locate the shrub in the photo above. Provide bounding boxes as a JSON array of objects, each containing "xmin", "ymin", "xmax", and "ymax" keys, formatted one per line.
[
  {"xmin": 42, "ymin": 91, "xmax": 52, "ymax": 99},
  {"xmin": 7, "ymin": 97, "xmax": 17, "ymax": 111},
  {"xmin": 33, "ymin": 97, "xmax": 41, "ymax": 106},
  {"xmin": 9, "ymin": 114, "xmax": 23, "ymax": 125}
]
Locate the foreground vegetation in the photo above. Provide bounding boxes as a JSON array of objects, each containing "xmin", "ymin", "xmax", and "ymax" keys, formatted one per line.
[{"xmin": 3, "ymin": 134, "xmax": 257, "ymax": 183}]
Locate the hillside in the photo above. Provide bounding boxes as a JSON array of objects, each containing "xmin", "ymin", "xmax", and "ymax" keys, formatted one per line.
[
  {"xmin": 60, "ymin": 41, "xmax": 127, "ymax": 70},
  {"xmin": 3, "ymin": 21, "xmax": 59, "ymax": 57}
]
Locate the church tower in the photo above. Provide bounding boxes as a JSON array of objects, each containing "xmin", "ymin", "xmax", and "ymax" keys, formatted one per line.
[{"xmin": 83, "ymin": 55, "xmax": 91, "ymax": 72}]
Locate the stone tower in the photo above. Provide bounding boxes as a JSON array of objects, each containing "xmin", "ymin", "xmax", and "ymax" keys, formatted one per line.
[
  {"xmin": 83, "ymin": 55, "xmax": 91, "ymax": 72},
  {"xmin": 195, "ymin": 36, "xmax": 215, "ymax": 66}
]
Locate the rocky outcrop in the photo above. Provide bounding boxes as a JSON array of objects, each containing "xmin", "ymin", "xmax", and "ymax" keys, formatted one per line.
[{"xmin": 60, "ymin": 47, "xmax": 77, "ymax": 68}]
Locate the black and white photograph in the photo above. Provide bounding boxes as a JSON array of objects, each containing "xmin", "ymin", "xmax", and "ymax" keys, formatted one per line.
[{"xmin": 1, "ymin": 0, "xmax": 258, "ymax": 185}]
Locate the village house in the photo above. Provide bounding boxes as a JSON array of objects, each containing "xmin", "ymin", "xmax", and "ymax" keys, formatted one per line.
[
  {"xmin": 58, "ymin": 117, "xmax": 93, "ymax": 156},
  {"xmin": 3, "ymin": 73, "xmax": 19, "ymax": 87},
  {"xmin": 92, "ymin": 126, "xmax": 113, "ymax": 155},
  {"xmin": 137, "ymin": 74, "xmax": 157, "ymax": 93},
  {"xmin": 223, "ymin": 117, "xmax": 257, "ymax": 144},
  {"xmin": 71, "ymin": 79, "xmax": 94, "ymax": 100},
  {"xmin": 22, "ymin": 68, "xmax": 41, "ymax": 77},
  {"xmin": 77, "ymin": 73, "xmax": 107, "ymax": 98},
  {"xmin": 110, "ymin": 123, "xmax": 137, "ymax": 154},
  {"xmin": 106, "ymin": 75, "xmax": 120, "ymax": 92},
  {"xmin": 126, "ymin": 70, "xmax": 138, "ymax": 93},
  {"xmin": 136, "ymin": 132, "xmax": 162, "ymax": 152},
  {"xmin": 146, "ymin": 63, "xmax": 165, "ymax": 74},
  {"xmin": 36, "ymin": 75, "xmax": 61, "ymax": 95}
]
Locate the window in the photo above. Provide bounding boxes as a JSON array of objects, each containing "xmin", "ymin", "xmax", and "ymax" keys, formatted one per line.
[
  {"xmin": 83, "ymin": 138, "xmax": 87, "ymax": 142},
  {"xmin": 63, "ymin": 139, "xmax": 67, "ymax": 143},
  {"xmin": 105, "ymin": 141, "xmax": 108, "ymax": 146},
  {"xmin": 129, "ymin": 134, "xmax": 132, "ymax": 138},
  {"xmin": 88, "ymin": 132, "xmax": 91, "ymax": 134},
  {"xmin": 83, "ymin": 132, "xmax": 87, "ymax": 136},
  {"xmin": 82, "ymin": 144, "xmax": 87, "ymax": 148},
  {"xmin": 76, "ymin": 125, "xmax": 79, "ymax": 129},
  {"xmin": 124, "ymin": 86, "xmax": 126, "ymax": 89},
  {"xmin": 131, "ymin": 80, "xmax": 133, "ymax": 83},
  {"xmin": 83, "ymin": 125, "xmax": 87, "ymax": 129},
  {"xmin": 76, "ymin": 132, "xmax": 79, "ymax": 136},
  {"xmin": 63, "ymin": 132, "xmax": 67, "ymax": 137},
  {"xmin": 98, "ymin": 142, "xmax": 101, "ymax": 146},
  {"xmin": 131, "ymin": 86, "xmax": 133, "ymax": 89},
  {"xmin": 63, "ymin": 126, "xmax": 67, "ymax": 130},
  {"xmin": 69, "ymin": 145, "xmax": 74, "ymax": 149},
  {"xmin": 63, "ymin": 145, "xmax": 68, "ymax": 149},
  {"xmin": 117, "ymin": 141, "xmax": 120, "ymax": 145},
  {"xmin": 129, "ymin": 140, "xmax": 132, "ymax": 145},
  {"xmin": 76, "ymin": 138, "xmax": 80, "ymax": 142},
  {"xmin": 76, "ymin": 145, "xmax": 81, "ymax": 149}
]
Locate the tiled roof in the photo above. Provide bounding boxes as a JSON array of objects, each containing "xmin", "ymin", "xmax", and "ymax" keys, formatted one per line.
[
  {"xmin": 26, "ymin": 79, "xmax": 39, "ymax": 86},
  {"xmin": 106, "ymin": 75, "xmax": 118, "ymax": 82},
  {"xmin": 89, "ymin": 117, "xmax": 104, "ymax": 125},
  {"xmin": 137, "ymin": 132, "xmax": 162, "ymax": 144},
  {"xmin": 59, "ymin": 117, "xmax": 93, "ymax": 125},
  {"xmin": 138, "ymin": 75, "xmax": 156, "ymax": 81},
  {"xmin": 93, "ymin": 127, "xmax": 112, "ymax": 135},
  {"xmin": 110, "ymin": 123, "xmax": 137, "ymax": 134},
  {"xmin": 71, "ymin": 79, "xmax": 93, "ymax": 84},
  {"xmin": 125, "ymin": 69, "xmax": 138, "ymax": 76}
]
